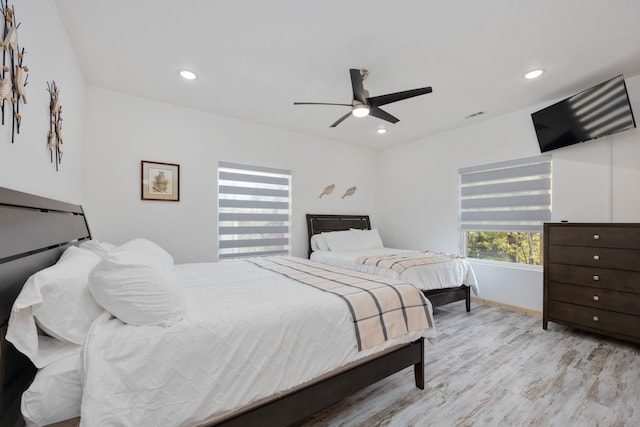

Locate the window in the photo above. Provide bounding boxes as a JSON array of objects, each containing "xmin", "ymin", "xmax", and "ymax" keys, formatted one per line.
[
  {"xmin": 218, "ymin": 162, "xmax": 291, "ymax": 260},
  {"xmin": 459, "ymin": 155, "xmax": 551, "ymax": 265}
]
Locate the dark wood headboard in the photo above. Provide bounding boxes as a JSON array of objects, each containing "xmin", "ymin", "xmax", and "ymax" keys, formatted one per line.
[
  {"xmin": 0, "ymin": 187, "xmax": 91, "ymax": 426},
  {"xmin": 305, "ymin": 214, "xmax": 371, "ymax": 258}
]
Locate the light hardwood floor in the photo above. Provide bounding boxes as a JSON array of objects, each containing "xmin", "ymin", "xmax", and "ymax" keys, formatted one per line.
[{"xmin": 298, "ymin": 301, "xmax": 640, "ymax": 427}]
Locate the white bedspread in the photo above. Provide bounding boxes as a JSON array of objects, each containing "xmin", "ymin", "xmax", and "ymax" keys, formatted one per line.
[
  {"xmin": 79, "ymin": 259, "xmax": 433, "ymax": 427},
  {"xmin": 311, "ymin": 248, "xmax": 479, "ymax": 295}
]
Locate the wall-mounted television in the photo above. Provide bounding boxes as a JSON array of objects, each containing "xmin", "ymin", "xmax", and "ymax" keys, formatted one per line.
[{"xmin": 532, "ymin": 74, "xmax": 636, "ymax": 153}]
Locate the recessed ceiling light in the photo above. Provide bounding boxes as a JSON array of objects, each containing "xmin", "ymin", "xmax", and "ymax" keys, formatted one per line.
[
  {"xmin": 179, "ymin": 70, "xmax": 197, "ymax": 80},
  {"xmin": 377, "ymin": 128, "xmax": 387, "ymax": 134},
  {"xmin": 524, "ymin": 69, "xmax": 544, "ymax": 79}
]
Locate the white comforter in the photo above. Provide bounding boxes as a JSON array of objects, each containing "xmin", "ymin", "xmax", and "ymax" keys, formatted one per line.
[
  {"xmin": 311, "ymin": 248, "xmax": 479, "ymax": 295},
  {"xmin": 79, "ymin": 260, "xmax": 433, "ymax": 427}
]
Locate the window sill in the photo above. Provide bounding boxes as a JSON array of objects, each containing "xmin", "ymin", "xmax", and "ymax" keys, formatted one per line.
[{"xmin": 466, "ymin": 258, "xmax": 543, "ymax": 273}]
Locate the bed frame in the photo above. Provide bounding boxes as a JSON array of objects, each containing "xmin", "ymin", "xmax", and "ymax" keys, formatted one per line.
[
  {"xmin": 0, "ymin": 187, "xmax": 426, "ymax": 427},
  {"xmin": 306, "ymin": 213, "xmax": 471, "ymax": 312}
]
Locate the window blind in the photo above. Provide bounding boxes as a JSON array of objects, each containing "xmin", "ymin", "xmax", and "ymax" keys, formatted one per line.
[
  {"xmin": 218, "ymin": 162, "xmax": 291, "ymax": 260},
  {"xmin": 459, "ymin": 155, "xmax": 551, "ymax": 233}
]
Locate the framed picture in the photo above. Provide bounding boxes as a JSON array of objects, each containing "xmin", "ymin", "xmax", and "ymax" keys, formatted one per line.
[{"xmin": 141, "ymin": 160, "xmax": 180, "ymax": 201}]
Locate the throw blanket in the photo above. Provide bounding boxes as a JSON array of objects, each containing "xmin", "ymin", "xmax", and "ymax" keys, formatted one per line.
[
  {"xmin": 356, "ymin": 251, "xmax": 464, "ymax": 274},
  {"xmin": 248, "ymin": 257, "xmax": 433, "ymax": 351}
]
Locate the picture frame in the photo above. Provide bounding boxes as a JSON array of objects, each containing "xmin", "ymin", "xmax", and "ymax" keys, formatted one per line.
[{"xmin": 141, "ymin": 160, "xmax": 180, "ymax": 201}]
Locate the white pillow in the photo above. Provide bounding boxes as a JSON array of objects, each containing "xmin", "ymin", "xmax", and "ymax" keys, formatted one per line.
[
  {"xmin": 351, "ymin": 228, "xmax": 384, "ymax": 249},
  {"xmin": 119, "ymin": 238, "xmax": 174, "ymax": 267},
  {"xmin": 322, "ymin": 230, "xmax": 363, "ymax": 251},
  {"xmin": 310, "ymin": 234, "xmax": 329, "ymax": 252},
  {"xmin": 14, "ymin": 246, "xmax": 102, "ymax": 344},
  {"xmin": 88, "ymin": 243, "xmax": 184, "ymax": 326},
  {"xmin": 33, "ymin": 247, "xmax": 104, "ymax": 344},
  {"xmin": 79, "ymin": 239, "xmax": 118, "ymax": 259},
  {"xmin": 21, "ymin": 351, "xmax": 82, "ymax": 427},
  {"xmin": 7, "ymin": 246, "xmax": 102, "ymax": 367}
]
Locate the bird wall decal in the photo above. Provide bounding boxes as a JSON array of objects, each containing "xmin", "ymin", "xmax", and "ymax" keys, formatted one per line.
[
  {"xmin": 319, "ymin": 184, "xmax": 335, "ymax": 198},
  {"xmin": 342, "ymin": 186, "xmax": 356, "ymax": 199}
]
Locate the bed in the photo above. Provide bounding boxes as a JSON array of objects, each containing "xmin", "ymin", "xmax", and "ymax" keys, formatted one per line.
[
  {"xmin": 306, "ymin": 214, "xmax": 478, "ymax": 312},
  {"xmin": 0, "ymin": 187, "xmax": 435, "ymax": 427}
]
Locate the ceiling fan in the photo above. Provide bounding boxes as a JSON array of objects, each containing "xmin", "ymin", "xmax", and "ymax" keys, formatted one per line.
[{"xmin": 294, "ymin": 68, "xmax": 433, "ymax": 128}]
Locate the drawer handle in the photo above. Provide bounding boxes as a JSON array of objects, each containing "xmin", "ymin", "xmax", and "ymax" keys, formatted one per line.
[
  {"xmin": 593, "ymin": 295, "xmax": 599, "ymax": 301},
  {"xmin": 593, "ymin": 255, "xmax": 600, "ymax": 261},
  {"xmin": 593, "ymin": 234, "xmax": 600, "ymax": 240},
  {"xmin": 593, "ymin": 316, "xmax": 599, "ymax": 322},
  {"xmin": 593, "ymin": 275, "xmax": 600, "ymax": 281}
]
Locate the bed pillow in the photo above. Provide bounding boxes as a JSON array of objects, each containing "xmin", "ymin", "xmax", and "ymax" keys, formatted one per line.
[
  {"xmin": 351, "ymin": 228, "xmax": 384, "ymax": 249},
  {"xmin": 21, "ymin": 351, "xmax": 82, "ymax": 427},
  {"xmin": 322, "ymin": 230, "xmax": 363, "ymax": 251},
  {"xmin": 118, "ymin": 238, "xmax": 174, "ymax": 267},
  {"xmin": 33, "ymin": 246, "xmax": 105, "ymax": 344},
  {"xmin": 7, "ymin": 246, "xmax": 103, "ymax": 368},
  {"xmin": 310, "ymin": 234, "xmax": 329, "ymax": 252},
  {"xmin": 88, "ymin": 243, "xmax": 184, "ymax": 326},
  {"xmin": 79, "ymin": 239, "xmax": 118, "ymax": 259}
]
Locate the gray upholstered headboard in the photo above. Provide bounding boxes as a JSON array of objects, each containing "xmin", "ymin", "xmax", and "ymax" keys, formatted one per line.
[
  {"xmin": 0, "ymin": 187, "xmax": 91, "ymax": 426},
  {"xmin": 305, "ymin": 214, "xmax": 371, "ymax": 258}
]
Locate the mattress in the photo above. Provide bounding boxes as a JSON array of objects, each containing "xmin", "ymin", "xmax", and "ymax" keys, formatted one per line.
[
  {"xmin": 79, "ymin": 259, "xmax": 435, "ymax": 426},
  {"xmin": 311, "ymin": 248, "xmax": 479, "ymax": 295}
]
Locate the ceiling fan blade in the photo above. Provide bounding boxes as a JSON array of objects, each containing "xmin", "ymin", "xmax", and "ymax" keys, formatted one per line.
[
  {"xmin": 368, "ymin": 87, "xmax": 433, "ymax": 107},
  {"xmin": 294, "ymin": 102, "xmax": 352, "ymax": 106},
  {"xmin": 330, "ymin": 111, "xmax": 352, "ymax": 128},
  {"xmin": 350, "ymin": 69, "xmax": 366, "ymax": 103},
  {"xmin": 369, "ymin": 106, "xmax": 399, "ymax": 124}
]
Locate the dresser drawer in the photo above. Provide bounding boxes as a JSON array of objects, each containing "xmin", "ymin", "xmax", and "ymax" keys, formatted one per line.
[
  {"xmin": 547, "ymin": 245, "xmax": 640, "ymax": 271},
  {"xmin": 548, "ymin": 282, "xmax": 640, "ymax": 315},
  {"xmin": 547, "ymin": 225, "xmax": 640, "ymax": 249},
  {"xmin": 548, "ymin": 300, "xmax": 640, "ymax": 339},
  {"xmin": 547, "ymin": 264, "xmax": 640, "ymax": 293}
]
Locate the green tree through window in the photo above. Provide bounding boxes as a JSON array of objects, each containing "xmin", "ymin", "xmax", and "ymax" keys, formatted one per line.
[{"xmin": 466, "ymin": 231, "xmax": 541, "ymax": 265}]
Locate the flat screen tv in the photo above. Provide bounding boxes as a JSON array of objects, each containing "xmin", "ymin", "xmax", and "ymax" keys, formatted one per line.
[{"xmin": 532, "ymin": 74, "xmax": 636, "ymax": 153}]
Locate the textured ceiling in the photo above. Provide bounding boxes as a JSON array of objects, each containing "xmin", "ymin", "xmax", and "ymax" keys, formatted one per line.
[{"xmin": 55, "ymin": 0, "xmax": 640, "ymax": 149}]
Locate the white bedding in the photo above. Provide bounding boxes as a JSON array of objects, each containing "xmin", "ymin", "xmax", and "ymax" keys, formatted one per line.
[
  {"xmin": 79, "ymin": 259, "xmax": 434, "ymax": 426},
  {"xmin": 311, "ymin": 248, "xmax": 479, "ymax": 295},
  {"xmin": 22, "ymin": 351, "xmax": 82, "ymax": 427}
]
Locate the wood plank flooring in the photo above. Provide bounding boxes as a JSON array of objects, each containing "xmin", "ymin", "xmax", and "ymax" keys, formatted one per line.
[{"xmin": 297, "ymin": 301, "xmax": 640, "ymax": 427}]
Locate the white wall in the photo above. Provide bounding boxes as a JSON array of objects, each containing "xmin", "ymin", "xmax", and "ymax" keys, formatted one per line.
[
  {"xmin": 83, "ymin": 87, "xmax": 379, "ymax": 263},
  {"xmin": 0, "ymin": 2, "xmax": 86, "ymax": 203},
  {"xmin": 378, "ymin": 74, "xmax": 640, "ymax": 312}
]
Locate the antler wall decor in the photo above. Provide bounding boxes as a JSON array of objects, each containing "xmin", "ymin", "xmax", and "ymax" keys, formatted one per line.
[
  {"xmin": 0, "ymin": 0, "xmax": 29, "ymax": 143},
  {"xmin": 47, "ymin": 81, "xmax": 63, "ymax": 170}
]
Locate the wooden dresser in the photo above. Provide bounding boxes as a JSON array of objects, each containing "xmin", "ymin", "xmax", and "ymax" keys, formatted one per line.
[{"xmin": 543, "ymin": 223, "xmax": 640, "ymax": 343}]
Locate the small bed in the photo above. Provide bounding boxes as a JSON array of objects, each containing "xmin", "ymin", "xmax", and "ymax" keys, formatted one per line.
[
  {"xmin": 0, "ymin": 187, "xmax": 435, "ymax": 427},
  {"xmin": 306, "ymin": 214, "xmax": 478, "ymax": 312}
]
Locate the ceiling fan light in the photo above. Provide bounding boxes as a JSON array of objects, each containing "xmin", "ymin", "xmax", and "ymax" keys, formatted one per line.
[{"xmin": 352, "ymin": 104, "xmax": 370, "ymax": 118}]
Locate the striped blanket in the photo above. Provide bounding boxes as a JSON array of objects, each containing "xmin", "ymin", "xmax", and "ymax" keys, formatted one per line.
[
  {"xmin": 248, "ymin": 256, "xmax": 434, "ymax": 351},
  {"xmin": 356, "ymin": 251, "xmax": 464, "ymax": 274}
]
